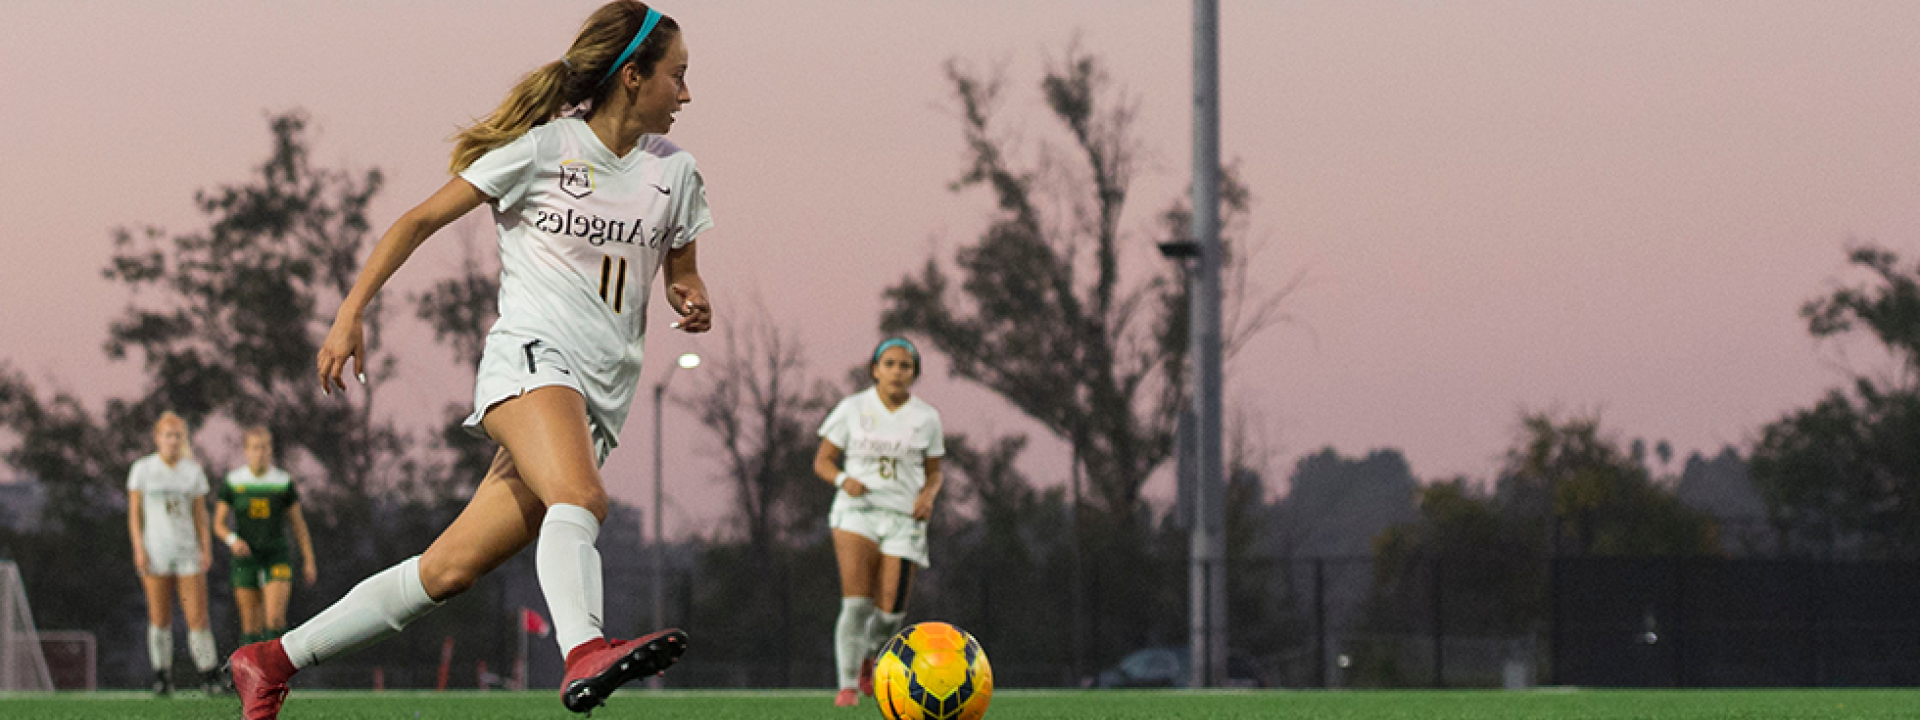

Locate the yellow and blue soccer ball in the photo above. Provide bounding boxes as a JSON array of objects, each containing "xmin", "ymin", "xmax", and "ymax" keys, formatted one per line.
[{"xmin": 874, "ymin": 622, "xmax": 993, "ymax": 720}]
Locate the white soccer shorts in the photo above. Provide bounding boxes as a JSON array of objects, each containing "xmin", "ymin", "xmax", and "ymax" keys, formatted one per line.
[
  {"xmin": 464, "ymin": 332, "xmax": 617, "ymax": 465},
  {"xmin": 145, "ymin": 549, "xmax": 203, "ymax": 577},
  {"xmin": 829, "ymin": 505, "xmax": 930, "ymax": 568}
]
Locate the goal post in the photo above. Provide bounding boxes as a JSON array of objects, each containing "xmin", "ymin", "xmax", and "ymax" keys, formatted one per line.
[{"xmin": 0, "ymin": 560, "xmax": 53, "ymax": 691}]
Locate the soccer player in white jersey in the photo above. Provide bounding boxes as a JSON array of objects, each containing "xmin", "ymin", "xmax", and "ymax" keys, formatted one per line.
[
  {"xmin": 127, "ymin": 411, "xmax": 223, "ymax": 696},
  {"xmin": 814, "ymin": 338, "xmax": 947, "ymax": 708},
  {"xmin": 229, "ymin": 4, "xmax": 709, "ymax": 718}
]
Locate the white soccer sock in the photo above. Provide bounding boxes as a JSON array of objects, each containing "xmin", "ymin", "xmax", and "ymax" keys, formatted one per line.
[
  {"xmin": 835, "ymin": 597, "xmax": 876, "ymax": 690},
  {"xmin": 868, "ymin": 609, "xmax": 907, "ymax": 657},
  {"xmin": 280, "ymin": 556, "xmax": 440, "ymax": 669},
  {"xmin": 187, "ymin": 628, "xmax": 218, "ymax": 672},
  {"xmin": 538, "ymin": 503, "xmax": 605, "ymax": 656},
  {"xmin": 147, "ymin": 625, "xmax": 173, "ymax": 673}
]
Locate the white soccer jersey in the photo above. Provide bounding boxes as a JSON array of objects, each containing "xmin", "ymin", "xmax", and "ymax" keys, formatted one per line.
[
  {"xmin": 460, "ymin": 117, "xmax": 712, "ymax": 446},
  {"xmin": 818, "ymin": 388, "xmax": 946, "ymax": 516},
  {"xmin": 126, "ymin": 453, "xmax": 208, "ymax": 557}
]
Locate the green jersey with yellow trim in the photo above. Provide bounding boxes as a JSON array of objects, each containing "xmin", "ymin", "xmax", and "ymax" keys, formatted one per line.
[{"xmin": 218, "ymin": 466, "xmax": 298, "ymax": 555}]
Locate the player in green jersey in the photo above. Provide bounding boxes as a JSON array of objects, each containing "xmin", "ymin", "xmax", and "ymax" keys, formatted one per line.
[{"xmin": 213, "ymin": 427, "xmax": 317, "ymax": 646}]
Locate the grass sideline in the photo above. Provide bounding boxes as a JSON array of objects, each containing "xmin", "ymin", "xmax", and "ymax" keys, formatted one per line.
[{"xmin": 0, "ymin": 688, "xmax": 1915, "ymax": 719}]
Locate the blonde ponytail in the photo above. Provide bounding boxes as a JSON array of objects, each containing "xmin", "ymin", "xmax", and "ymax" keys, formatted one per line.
[
  {"xmin": 450, "ymin": 61, "xmax": 571, "ymax": 174},
  {"xmin": 448, "ymin": 1, "xmax": 681, "ymax": 174}
]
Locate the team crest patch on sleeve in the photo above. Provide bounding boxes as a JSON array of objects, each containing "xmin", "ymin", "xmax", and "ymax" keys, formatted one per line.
[{"xmin": 558, "ymin": 160, "xmax": 594, "ymax": 199}]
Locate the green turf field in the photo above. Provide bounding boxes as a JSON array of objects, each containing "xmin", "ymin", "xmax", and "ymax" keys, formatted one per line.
[{"xmin": 1, "ymin": 688, "xmax": 1916, "ymax": 719}]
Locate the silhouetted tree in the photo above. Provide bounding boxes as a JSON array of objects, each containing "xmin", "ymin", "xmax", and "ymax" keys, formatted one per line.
[
  {"xmin": 880, "ymin": 42, "xmax": 1273, "ymax": 675},
  {"xmin": 1355, "ymin": 414, "xmax": 1717, "ymax": 686},
  {"xmin": 0, "ymin": 112, "xmax": 516, "ymax": 687},
  {"xmin": 102, "ymin": 111, "xmax": 403, "ymax": 515},
  {"xmin": 1752, "ymin": 242, "xmax": 1920, "ymax": 560}
]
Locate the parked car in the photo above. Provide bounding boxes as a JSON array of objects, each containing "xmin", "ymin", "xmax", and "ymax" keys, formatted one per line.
[{"xmin": 1091, "ymin": 646, "xmax": 1267, "ymax": 688}]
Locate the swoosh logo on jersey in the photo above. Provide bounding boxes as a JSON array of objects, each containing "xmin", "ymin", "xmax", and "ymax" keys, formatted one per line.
[{"xmin": 649, "ymin": 183, "xmax": 671, "ymax": 195}]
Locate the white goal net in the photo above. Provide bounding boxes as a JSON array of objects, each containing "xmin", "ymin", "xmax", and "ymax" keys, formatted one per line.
[{"xmin": 0, "ymin": 560, "xmax": 53, "ymax": 691}]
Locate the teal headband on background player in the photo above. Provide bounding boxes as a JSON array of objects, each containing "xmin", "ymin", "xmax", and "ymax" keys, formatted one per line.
[
  {"xmin": 599, "ymin": 8, "xmax": 663, "ymax": 87},
  {"xmin": 872, "ymin": 338, "xmax": 920, "ymax": 367}
]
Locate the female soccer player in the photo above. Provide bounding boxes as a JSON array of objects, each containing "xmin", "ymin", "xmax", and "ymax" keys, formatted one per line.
[
  {"xmin": 127, "ymin": 411, "xmax": 224, "ymax": 696},
  {"xmin": 213, "ymin": 426, "xmax": 317, "ymax": 647},
  {"xmin": 814, "ymin": 338, "xmax": 946, "ymax": 708},
  {"xmin": 228, "ymin": 3, "xmax": 709, "ymax": 717}
]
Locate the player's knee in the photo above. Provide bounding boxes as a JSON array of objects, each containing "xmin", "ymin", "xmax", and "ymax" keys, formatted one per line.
[
  {"xmin": 422, "ymin": 563, "xmax": 480, "ymax": 599},
  {"xmin": 552, "ymin": 490, "xmax": 608, "ymax": 523}
]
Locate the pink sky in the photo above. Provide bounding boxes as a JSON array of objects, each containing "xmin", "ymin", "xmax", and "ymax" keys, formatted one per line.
[{"xmin": 4, "ymin": 1, "xmax": 1919, "ymax": 537}]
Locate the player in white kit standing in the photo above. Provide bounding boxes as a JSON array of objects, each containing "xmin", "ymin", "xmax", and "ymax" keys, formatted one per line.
[
  {"xmin": 127, "ymin": 411, "xmax": 224, "ymax": 696},
  {"xmin": 228, "ymin": 3, "xmax": 709, "ymax": 718},
  {"xmin": 815, "ymin": 338, "xmax": 947, "ymax": 707}
]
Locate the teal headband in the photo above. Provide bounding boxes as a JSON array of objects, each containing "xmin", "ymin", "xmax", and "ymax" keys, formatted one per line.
[
  {"xmin": 873, "ymin": 338, "xmax": 919, "ymax": 366},
  {"xmin": 599, "ymin": 8, "xmax": 663, "ymax": 88}
]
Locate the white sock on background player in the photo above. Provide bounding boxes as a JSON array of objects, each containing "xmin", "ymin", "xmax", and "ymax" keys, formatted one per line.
[
  {"xmin": 187, "ymin": 628, "xmax": 218, "ymax": 672},
  {"xmin": 869, "ymin": 609, "xmax": 906, "ymax": 656},
  {"xmin": 538, "ymin": 503, "xmax": 605, "ymax": 656},
  {"xmin": 147, "ymin": 625, "xmax": 173, "ymax": 674},
  {"xmin": 280, "ymin": 556, "xmax": 439, "ymax": 669},
  {"xmin": 835, "ymin": 597, "xmax": 876, "ymax": 689}
]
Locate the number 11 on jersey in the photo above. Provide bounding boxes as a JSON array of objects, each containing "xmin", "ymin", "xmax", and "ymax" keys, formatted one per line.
[{"xmin": 599, "ymin": 255, "xmax": 628, "ymax": 313}]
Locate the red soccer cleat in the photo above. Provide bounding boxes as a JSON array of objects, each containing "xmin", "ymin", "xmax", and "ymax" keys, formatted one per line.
[
  {"xmin": 835, "ymin": 688, "xmax": 860, "ymax": 707},
  {"xmin": 227, "ymin": 639, "xmax": 296, "ymax": 720},
  {"xmin": 560, "ymin": 629, "xmax": 688, "ymax": 714},
  {"xmin": 858, "ymin": 656, "xmax": 875, "ymax": 696}
]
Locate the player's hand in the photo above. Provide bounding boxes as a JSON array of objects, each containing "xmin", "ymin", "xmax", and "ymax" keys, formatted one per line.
[
  {"xmin": 842, "ymin": 477, "xmax": 868, "ymax": 497},
  {"xmin": 133, "ymin": 547, "xmax": 148, "ymax": 576},
  {"xmin": 668, "ymin": 283, "xmax": 711, "ymax": 333},
  {"xmin": 230, "ymin": 538, "xmax": 252, "ymax": 558},
  {"xmin": 303, "ymin": 562, "xmax": 317, "ymax": 587},
  {"xmin": 317, "ymin": 312, "xmax": 367, "ymax": 395},
  {"xmin": 199, "ymin": 547, "xmax": 212, "ymax": 571},
  {"xmin": 911, "ymin": 493, "xmax": 935, "ymax": 521}
]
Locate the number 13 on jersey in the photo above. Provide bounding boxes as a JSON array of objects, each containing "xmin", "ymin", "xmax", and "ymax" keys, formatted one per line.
[{"xmin": 599, "ymin": 255, "xmax": 628, "ymax": 313}]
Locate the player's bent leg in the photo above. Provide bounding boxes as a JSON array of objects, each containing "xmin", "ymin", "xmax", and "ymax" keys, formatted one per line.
[
  {"xmin": 482, "ymin": 387, "xmax": 640, "ymax": 711},
  {"xmin": 481, "ymin": 388, "xmax": 689, "ymax": 713},
  {"xmin": 419, "ymin": 447, "xmax": 547, "ymax": 599}
]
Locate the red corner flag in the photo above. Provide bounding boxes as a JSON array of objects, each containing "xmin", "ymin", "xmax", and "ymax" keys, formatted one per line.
[{"xmin": 521, "ymin": 608, "xmax": 551, "ymax": 638}]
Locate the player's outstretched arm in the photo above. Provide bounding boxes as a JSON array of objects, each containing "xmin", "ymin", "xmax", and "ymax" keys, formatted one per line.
[
  {"xmin": 319, "ymin": 178, "xmax": 487, "ymax": 394},
  {"xmin": 662, "ymin": 240, "xmax": 711, "ymax": 333}
]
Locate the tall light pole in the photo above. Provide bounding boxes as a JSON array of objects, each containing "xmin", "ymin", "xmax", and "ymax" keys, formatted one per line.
[
  {"xmin": 1189, "ymin": 0, "xmax": 1228, "ymax": 689},
  {"xmin": 650, "ymin": 351, "xmax": 700, "ymax": 689}
]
